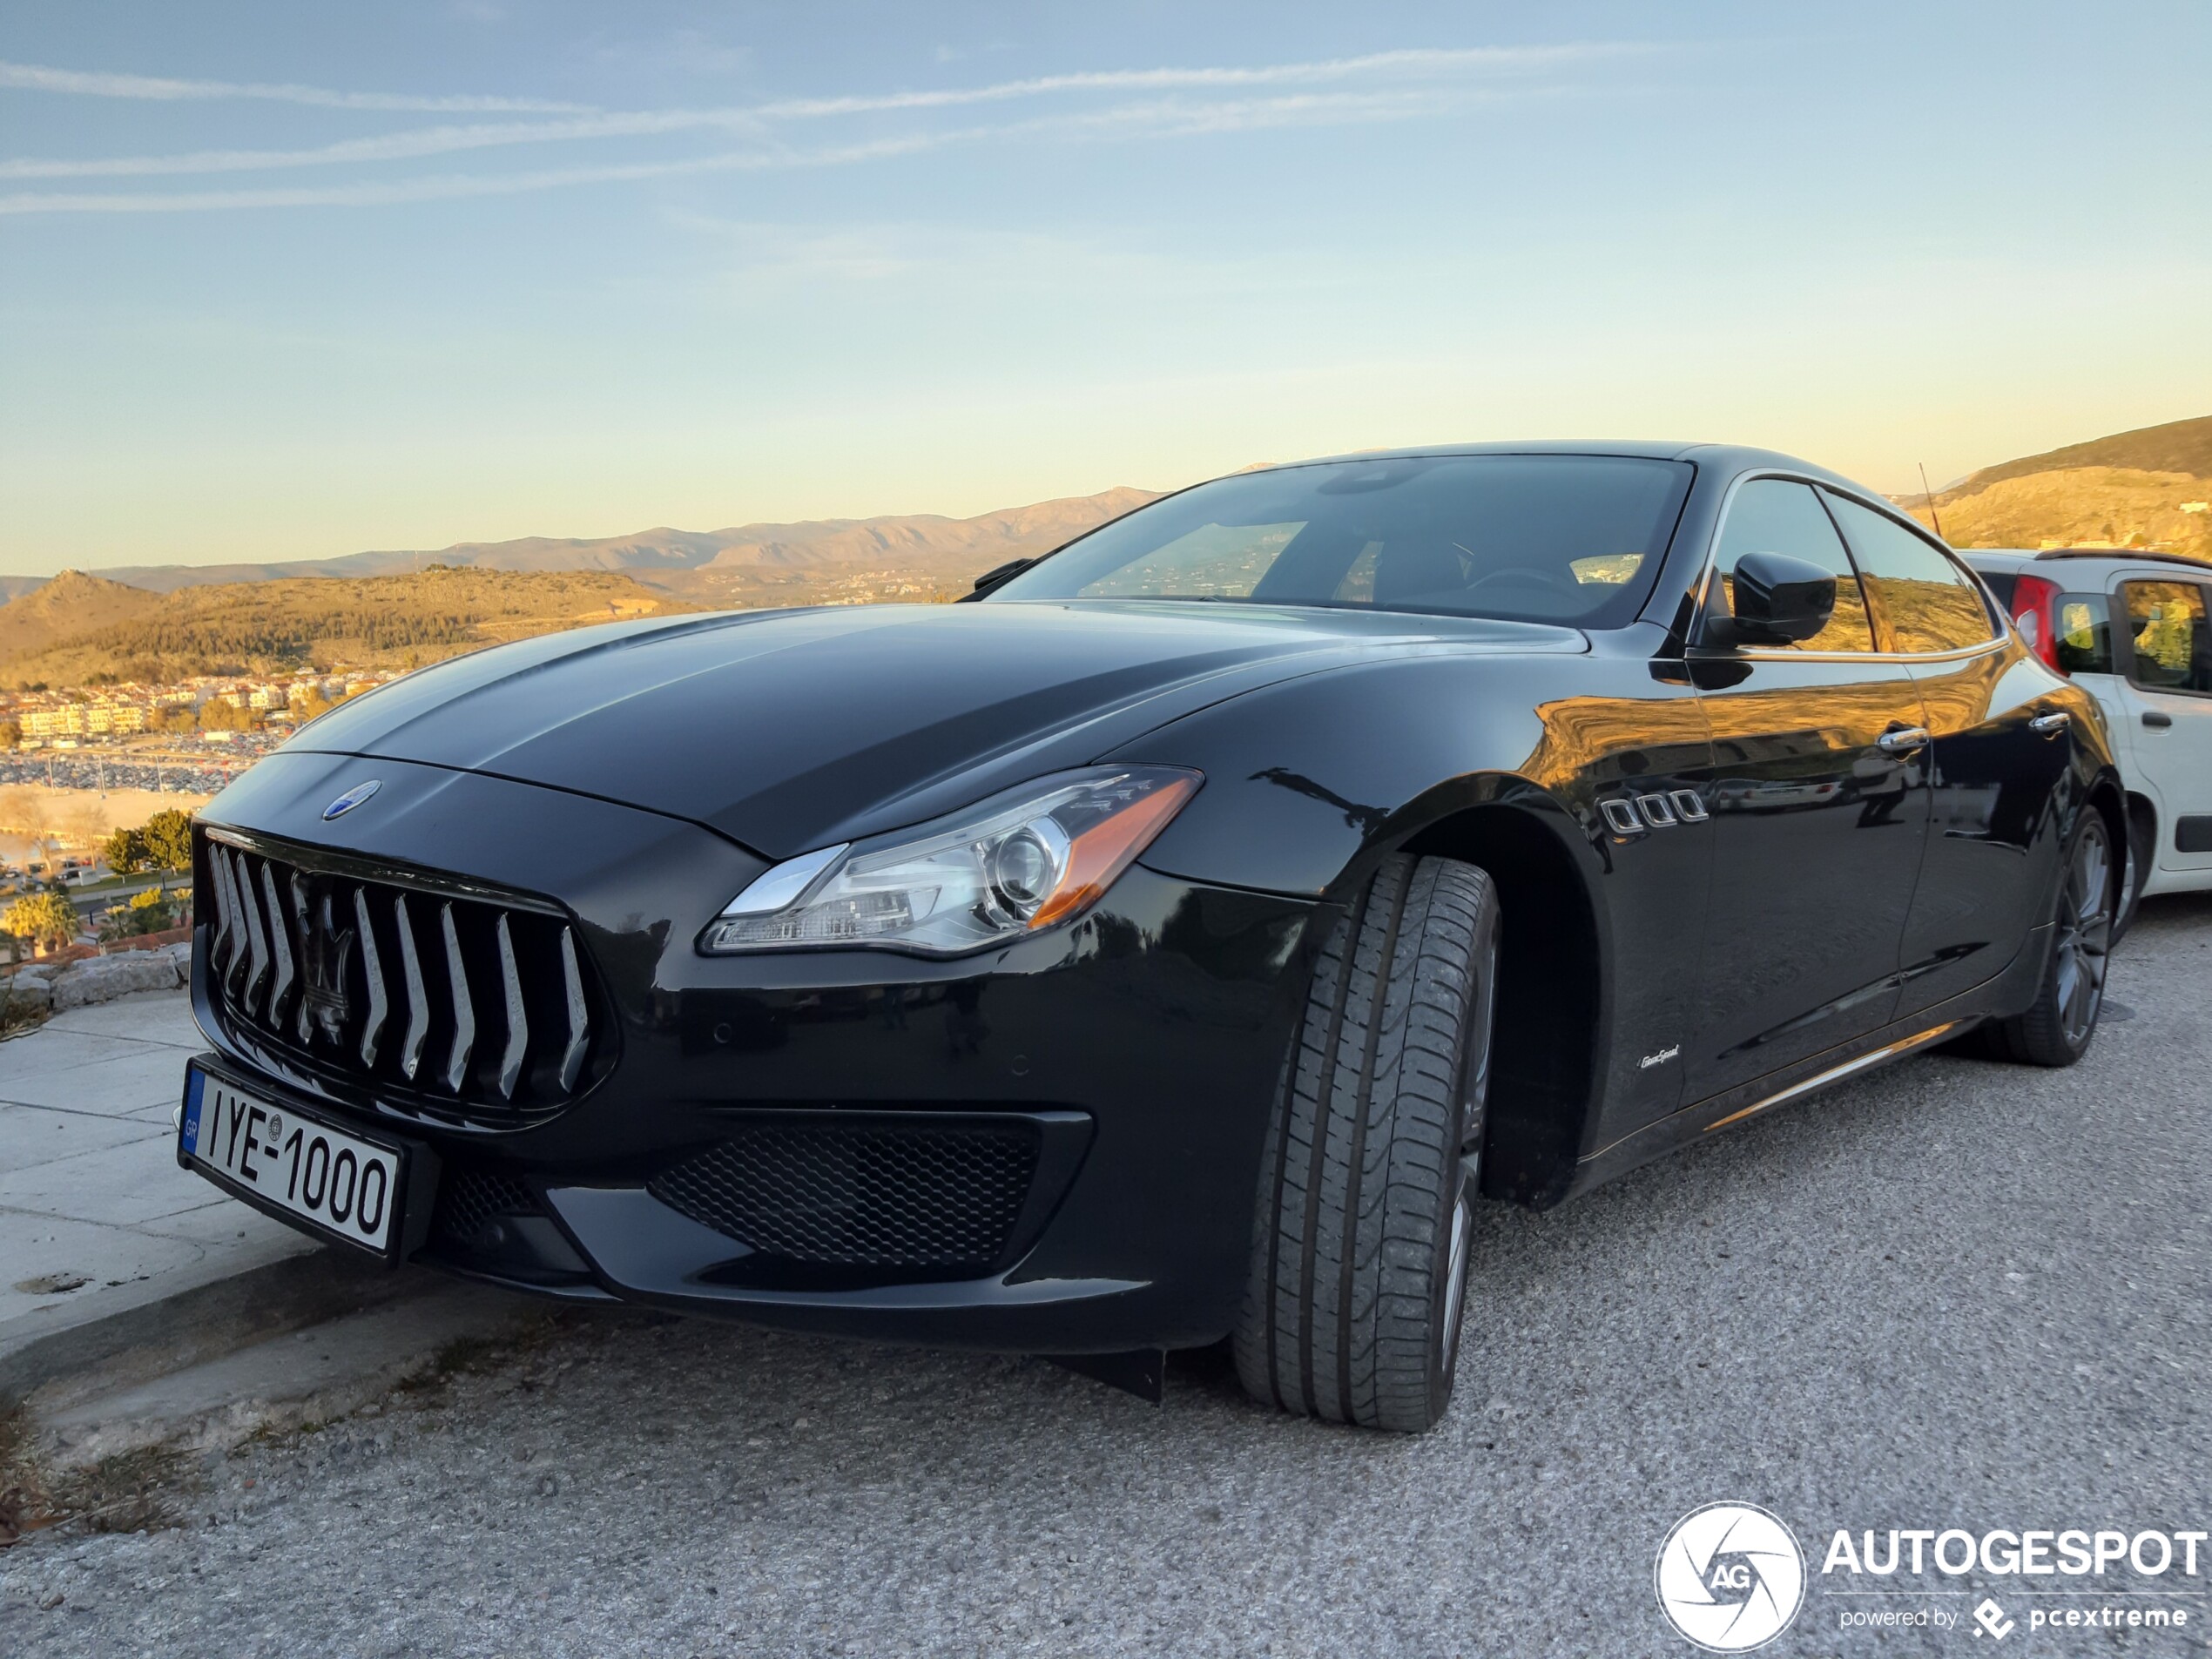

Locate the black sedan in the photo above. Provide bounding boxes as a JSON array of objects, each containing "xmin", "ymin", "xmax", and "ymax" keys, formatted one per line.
[{"xmin": 177, "ymin": 442, "xmax": 2121, "ymax": 1432}]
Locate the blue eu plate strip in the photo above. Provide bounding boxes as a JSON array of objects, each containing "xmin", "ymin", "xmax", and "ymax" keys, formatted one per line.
[{"xmin": 180, "ymin": 1069, "xmax": 206, "ymax": 1157}]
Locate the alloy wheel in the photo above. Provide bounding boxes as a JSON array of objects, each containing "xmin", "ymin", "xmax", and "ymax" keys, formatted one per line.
[{"xmin": 2053, "ymin": 819, "xmax": 2114, "ymax": 1049}]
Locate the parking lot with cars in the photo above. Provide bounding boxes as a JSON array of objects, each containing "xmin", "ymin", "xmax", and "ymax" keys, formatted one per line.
[{"xmin": 7, "ymin": 893, "xmax": 2205, "ymax": 1656}]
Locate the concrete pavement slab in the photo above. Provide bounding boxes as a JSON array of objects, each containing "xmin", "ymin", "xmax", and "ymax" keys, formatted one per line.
[
  {"xmin": 0, "ymin": 1214, "xmax": 212, "ymax": 1329},
  {"xmin": 0, "ymin": 1046, "xmax": 193, "ymax": 1116},
  {"xmin": 139, "ymin": 1199, "xmax": 300, "ymax": 1249},
  {"xmin": 0, "ymin": 988, "xmax": 328, "ymax": 1413},
  {"xmin": 0, "ymin": 1135, "xmax": 224, "ymax": 1228},
  {"xmin": 0, "ymin": 1103, "xmax": 160, "ymax": 1177},
  {"xmin": 40, "ymin": 990, "xmax": 200, "ymax": 1046},
  {"xmin": 0, "ymin": 1031, "xmax": 165, "ymax": 1089}
]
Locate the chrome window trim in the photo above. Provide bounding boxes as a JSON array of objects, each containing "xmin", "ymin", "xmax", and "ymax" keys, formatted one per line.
[{"xmin": 1685, "ymin": 469, "xmax": 2007, "ymax": 664}]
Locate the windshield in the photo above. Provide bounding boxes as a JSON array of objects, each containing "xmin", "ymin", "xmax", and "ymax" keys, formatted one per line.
[{"xmin": 986, "ymin": 454, "xmax": 1693, "ymax": 626}]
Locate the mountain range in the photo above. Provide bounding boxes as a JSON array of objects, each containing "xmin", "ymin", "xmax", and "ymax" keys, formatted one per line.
[{"xmin": 75, "ymin": 486, "xmax": 1163, "ymax": 597}]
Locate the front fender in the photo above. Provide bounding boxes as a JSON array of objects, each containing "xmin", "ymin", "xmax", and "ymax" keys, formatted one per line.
[{"xmin": 1109, "ymin": 648, "xmax": 1723, "ymax": 1157}]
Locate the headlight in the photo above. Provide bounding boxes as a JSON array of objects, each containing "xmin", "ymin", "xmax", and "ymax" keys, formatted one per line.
[{"xmin": 700, "ymin": 765, "xmax": 1203, "ymax": 957}]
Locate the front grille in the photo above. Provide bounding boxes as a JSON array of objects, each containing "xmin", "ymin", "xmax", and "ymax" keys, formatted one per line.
[
  {"xmin": 199, "ymin": 830, "xmax": 604, "ymax": 1129},
  {"xmin": 434, "ymin": 1167, "xmax": 543, "ymax": 1248},
  {"xmin": 649, "ymin": 1123, "xmax": 1041, "ymax": 1271}
]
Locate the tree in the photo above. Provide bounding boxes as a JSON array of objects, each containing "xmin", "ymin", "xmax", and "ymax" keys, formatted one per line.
[
  {"xmin": 99, "ymin": 887, "xmax": 177, "ymax": 942},
  {"xmin": 103, "ymin": 825, "xmax": 151, "ymax": 875},
  {"xmin": 141, "ymin": 809, "xmax": 194, "ymax": 873},
  {"xmin": 0, "ymin": 719, "xmax": 18, "ymax": 750},
  {"xmin": 4, "ymin": 890, "xmax": 81, "ymax": 954}
]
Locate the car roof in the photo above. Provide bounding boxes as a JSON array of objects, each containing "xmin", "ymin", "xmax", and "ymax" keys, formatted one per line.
[
  {"xmin": 1961, "ymin": 546, "xmax": 2212, "ymax": 577},
  {"xmin": 1249, "ymin": 440, "xmax": 1873, "ymax": 496}
]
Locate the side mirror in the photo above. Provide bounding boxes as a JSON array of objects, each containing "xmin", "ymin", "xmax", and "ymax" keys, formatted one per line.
[
  {"xmin": 1716, "ymin": 551, "xmax": 1838, "ymax": 646},
  {"xmin": 971, "ymin": 556, "xmax": 1035, "ymax": 594}
]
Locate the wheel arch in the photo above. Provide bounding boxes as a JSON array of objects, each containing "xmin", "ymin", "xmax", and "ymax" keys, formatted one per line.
[
  {"xmin": 1394, "ymin": 793, "xmax": 1605, "ymax": 1208},
  {"xmin": 2086, "ymin": 767, "xmax": 2128, "ymax": 905}
]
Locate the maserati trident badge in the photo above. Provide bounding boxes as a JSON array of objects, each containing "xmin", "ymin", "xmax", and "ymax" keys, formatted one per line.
[
  {"xmin": 300, "ymin": 892, "xmax": 356, "ymax": 1040},
  {"xmin": 322, "ymin": 779, "xmax": 381, "ymax": 821}
]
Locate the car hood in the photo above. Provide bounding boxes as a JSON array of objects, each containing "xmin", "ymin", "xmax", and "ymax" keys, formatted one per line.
[{"xmin": 284, "ymin": 600, "xmax": 1583, "ymax": 857}]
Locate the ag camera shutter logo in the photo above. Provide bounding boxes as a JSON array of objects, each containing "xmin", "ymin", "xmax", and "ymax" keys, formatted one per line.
[{"xmin": 1656, "ymin": 1502, "xmax": 1806, "ymax": 1651}]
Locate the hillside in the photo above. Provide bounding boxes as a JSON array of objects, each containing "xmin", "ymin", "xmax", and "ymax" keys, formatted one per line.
[
  {"xmin": 1919, "ymin": 467, "xmax": 2212, "ymax": 561},
  {"xmin": 1938, "ymin": 415, "xmax": 2212, "ymax": 497},
  {"xmin": 1905, "ymin": 415, "xmax": 2212, "ymax": 559},
  {"xmin": 0, "ymin": 570, "xmax": 166, "ymax": 664},
  {"xmin": 0, "ymin": 569, "xmax": 693, "ymax": 687},
  {"xmin": 84, "ymin": 486, "xmax": 1160, "ymax": 592}
]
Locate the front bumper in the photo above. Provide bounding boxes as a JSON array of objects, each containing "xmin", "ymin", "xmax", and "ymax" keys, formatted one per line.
[{"xmin": 190, "ymin": 752, "xmax": 1320, "ymax": 1352}]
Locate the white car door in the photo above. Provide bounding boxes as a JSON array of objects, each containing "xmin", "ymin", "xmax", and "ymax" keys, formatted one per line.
[{"xmin": 2112, "ymin": 575, "xmax": 2212, "ymax": 877}]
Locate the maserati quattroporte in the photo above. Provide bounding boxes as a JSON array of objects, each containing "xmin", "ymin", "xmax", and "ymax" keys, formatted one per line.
[{"xmin": 178, "ymin": 443, "xmax": 2120, "ymax": 1431}]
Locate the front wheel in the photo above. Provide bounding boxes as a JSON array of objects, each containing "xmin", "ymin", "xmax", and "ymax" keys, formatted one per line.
[
  {"xmin": 1978, "ymin": 811, "xmax": 2116, "ymax": 1067},
  {"xmin": 1233, "ymin": 853, "xmax": 1500, "ymax": 1433}
]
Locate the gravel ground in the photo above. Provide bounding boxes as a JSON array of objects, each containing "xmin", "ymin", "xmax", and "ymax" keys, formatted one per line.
[{"xmin": 5, "ymin": 897, "xmax": 2209, "ymax": 1657}]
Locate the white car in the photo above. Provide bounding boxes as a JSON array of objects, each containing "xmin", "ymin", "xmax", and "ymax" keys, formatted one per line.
[{"xmin": 1966, "ymin": 547, "xmax": 2212, "ymax": 926}]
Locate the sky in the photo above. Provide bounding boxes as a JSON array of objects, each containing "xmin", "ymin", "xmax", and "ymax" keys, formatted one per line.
[{"xmin": 2, "ymin": 1, "xmax": 2208, "ymax": 574}]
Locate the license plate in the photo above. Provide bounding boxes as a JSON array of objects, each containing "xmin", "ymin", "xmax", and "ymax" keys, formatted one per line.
[{"xmin": 180, "ymin": 1064, "xmax": 402, "ymax": 1254}]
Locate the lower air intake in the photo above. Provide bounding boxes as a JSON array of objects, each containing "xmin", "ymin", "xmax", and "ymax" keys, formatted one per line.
[
  {"xmin": 649, "ymin": 1122, "xmax": 1041, "ymax": 1271},
  {"xmin": 434, "ymin": 1167, "xmax": 542, "ymax": 1249}
]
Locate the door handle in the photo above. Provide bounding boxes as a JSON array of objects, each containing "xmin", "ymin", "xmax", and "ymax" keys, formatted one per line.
[
  {"xmin": 2143, "ymin": 711, "xmax": 2174, "ymax": 730},
  {"xmin": 1876, "ymin": 726, "xmax": 1931, "ymax": 754},
  {"xmin": 2028, "ymin": 711, "xmax": 2070, "ymax": 738}
]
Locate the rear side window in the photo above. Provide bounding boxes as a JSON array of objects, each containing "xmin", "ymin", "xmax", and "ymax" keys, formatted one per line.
[
  {"xmin": 1708, "ymin": 479, "xmax": 1875, "ymax": 652},
  {"xmin": 2121, "ymin": 580, "xmax": 2212, "ymax": 694},
  {"xmin": 1823, "ymin": 493, "xmax": 1996, "ymax": 653},
  {"xmin": 2053, "ymin": 593, "xmax": 2114, "ymax": 675}
]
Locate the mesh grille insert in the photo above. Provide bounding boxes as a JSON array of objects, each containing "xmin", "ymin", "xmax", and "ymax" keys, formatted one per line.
[
  {"xmin": 649, "ymin": 1123, "xmax": 1040, "ymax": 1270},
  {"xmin": 434, "ymin": 1167, "xmax": 542, "ymax": 1247}
]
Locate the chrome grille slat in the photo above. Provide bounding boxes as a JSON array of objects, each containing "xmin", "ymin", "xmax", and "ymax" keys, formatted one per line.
[
  {"xmin": 260, "ymin": 865, "xmax": 295, "ymax": 1028},
  {"xmin": 218, "ymin": 850, "xmax": 252, "ymax": 998},
  {"xmin": 354, "ymin": 887, "xmax": 388, "ymax": 1069},
  {"xmin": 287, "ymin": 875, "xmax": 314, "ymax": 1043},
  {"xmin": 238, "ymin": 853, "xmax": 273, "ymax": 1015},
  {"xmin": 439, "ymin": 903, "xmax": 475, "ymax": 1095},
  {"xmin": 207, "ymin": 846, "xmax": 239, "ymax": 977},
  {"xmin": 494, "ymin": 915, "xmax": 527, "ymax": 1102},
  {"xmin": 557, "ymin": 928, "xmax": 590, "ymax": 1094},
  {"xmin": 197, "ymin": 830, "xmax": 602, "ymax": 1128},
  {"xmin": 395, "ymin": 894, "xmax": 429, "ymax": 1082}
]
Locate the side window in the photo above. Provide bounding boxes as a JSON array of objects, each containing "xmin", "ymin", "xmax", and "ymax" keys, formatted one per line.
[
  {"xmin": 2054, "ymin": 593, "xmax": 2114, "ymax": 675},
  {"xmin": 2121, "ymin": 581, "xmax": 2212, "ymax": 694},
  {"xmin": 1708, "ymin": 479, "xmax": 1875, "ymax": 652},
  {"xmin": 1823, "ymin": 493, "xmax": 1997, "ymax": 653}
]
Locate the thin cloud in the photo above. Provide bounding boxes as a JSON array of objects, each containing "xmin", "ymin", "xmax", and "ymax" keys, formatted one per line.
[
  {"xmin": 753, "ymin": 43, "xmax": 1641, "ymax": 117},
  {"xmin": 0, "ymin": 134, "xmax": 954, "ymax": 214},
  {"xmin": 0, "ymin": 112, "xmax": 762, "ymax": 179},
  {"xmin": 0, "ymin": 43, "xmax": 1639, "ymax": 210},
  {"xmin": 0, "ymin": 85, "xmax": 1548, "ymax": 214},
  {"xmin": 0, "ymin": 43, "xmax": 1645, "ymax": 179},
  {"xmin": 0, "ymin": 57, "xmax": 591, "ymax": 112}
]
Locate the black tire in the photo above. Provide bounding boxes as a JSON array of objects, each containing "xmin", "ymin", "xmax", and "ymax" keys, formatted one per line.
[
  {"xmin": 1233, "ymin": 853, "xmax": 1499, "ymax": 1433},
  {"xmin": 1978, "ymin": 811, "xmax": 2117, "ymax": 1067}
]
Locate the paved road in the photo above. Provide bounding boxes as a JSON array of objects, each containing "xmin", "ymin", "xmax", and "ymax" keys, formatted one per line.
[{"xmin": 6, "ymin": 898, "xmax": 2209, "ymax": 1657}]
